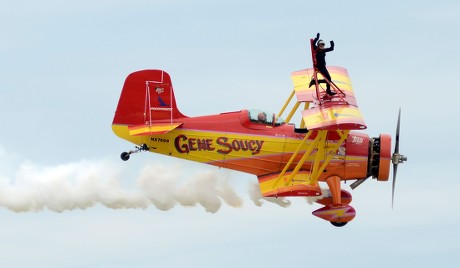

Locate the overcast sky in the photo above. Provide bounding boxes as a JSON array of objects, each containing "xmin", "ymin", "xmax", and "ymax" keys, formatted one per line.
[{"xmin": 1, "ymin": 0, "xmax": 459, "ymax": 267}]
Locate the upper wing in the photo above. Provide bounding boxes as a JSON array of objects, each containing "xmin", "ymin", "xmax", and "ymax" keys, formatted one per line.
[
  {"xmin": 292, "ymin": 66, "xmax": 357, "ymax": 104},
  {"xmin": 291, "ymin": 66, "xmax": 366, "ymax": 130}
]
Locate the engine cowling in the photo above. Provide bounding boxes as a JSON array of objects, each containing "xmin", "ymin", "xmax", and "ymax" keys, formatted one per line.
[{"xmin": 368, "ymin": 134, "xmax": 392, "ymax": 181}]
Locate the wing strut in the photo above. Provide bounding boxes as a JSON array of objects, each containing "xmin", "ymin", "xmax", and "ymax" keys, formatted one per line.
[
  {"xmin": 271, "ymin": 129, "xmax": 349, "ymax": 190},
  {"xmin": 272, "ymin": 37, "xmax": 367, "ymax": 195}
]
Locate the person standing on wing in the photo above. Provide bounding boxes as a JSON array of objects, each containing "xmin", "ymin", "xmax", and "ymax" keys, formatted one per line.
[{"xmin": 309, "ymin": 33, "xmax": 336, "ymax": 96}]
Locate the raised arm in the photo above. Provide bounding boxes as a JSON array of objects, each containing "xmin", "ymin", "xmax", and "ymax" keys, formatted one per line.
[
  {"xmin": 312, "ymin": 33, "xmax": 320, "ymax": 49},
  {"xmin": 324, "ymin": 40, "xmax": 334, "ymax": 52}
]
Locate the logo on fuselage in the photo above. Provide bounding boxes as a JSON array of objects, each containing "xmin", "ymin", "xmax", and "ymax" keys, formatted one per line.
[
  {"xmin": 153, "ymin": 86, "xmax": 169, "ymax": 107},
  {"xmin": 155, "ymin": 87, "xmax": 164, "ymax": 94},
  {"xmin": 351, "ymin": 135, "xmax": 364, "ymax": 144},
  {"xmin": 174, "ymin": 134, "xmax": 264, "ymax": 155}
]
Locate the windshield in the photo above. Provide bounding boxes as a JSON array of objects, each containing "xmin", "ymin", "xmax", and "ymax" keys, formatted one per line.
[{"xmin": 248, "ymin": 109, "xmax": 285, "ymax": 126}]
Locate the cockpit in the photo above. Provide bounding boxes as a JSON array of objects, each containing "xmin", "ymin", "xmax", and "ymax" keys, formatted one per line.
[{"xmin": 247, "ymin": 109, "xmax": 285, "ymax": 127}]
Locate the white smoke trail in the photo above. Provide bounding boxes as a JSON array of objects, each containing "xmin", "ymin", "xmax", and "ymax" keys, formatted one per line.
[
  {"xmin": 0, "ymin": 160, "xmax": 149, "ymax": 212},
  {"xmin": 0, "ymin": 155, "xmax": 328, "ymax": 213},
  {"xmin": 0, "ymin": 158, "xmax": 249, "ymax": 213},
  {"xmin": 137, "ymin": 164, "xmax": 243, "ymax": 213}
]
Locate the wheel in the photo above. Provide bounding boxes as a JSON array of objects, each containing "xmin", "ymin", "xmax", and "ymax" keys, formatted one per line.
[
  {"xmin": 330, "ymin": 221, "xmax": 348, "ymax": 227},
  {"xmin": 120, "ymin": 152, "xmax": 130, "ymax": 161}
]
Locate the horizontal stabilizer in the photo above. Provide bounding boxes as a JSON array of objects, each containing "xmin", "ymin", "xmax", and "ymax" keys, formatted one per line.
[{"xmin": 128, "ymin": 122, "xmax": 182, "ymax": 136}]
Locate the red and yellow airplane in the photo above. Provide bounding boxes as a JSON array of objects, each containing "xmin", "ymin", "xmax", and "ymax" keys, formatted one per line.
[{"xmin": 112, "ymin": 40, "xmax": 407, "ymax": 227}]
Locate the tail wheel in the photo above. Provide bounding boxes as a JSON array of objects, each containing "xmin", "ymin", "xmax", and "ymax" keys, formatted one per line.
[{"xmin": 120, "ymin": 152, "xmax": 130, "ymax": 161}]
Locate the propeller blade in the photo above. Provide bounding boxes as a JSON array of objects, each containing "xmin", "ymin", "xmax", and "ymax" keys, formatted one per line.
[
  {"xmin": 391, "ymin": 108, "xmax": 407, "ymax": 209},
  {"xmin": 394, "ymin": 108, "xmax": 401, "ymax": 154},
  {"xmin": 392, "ymin": 163, "xmax": 398, "ymax": 209}
]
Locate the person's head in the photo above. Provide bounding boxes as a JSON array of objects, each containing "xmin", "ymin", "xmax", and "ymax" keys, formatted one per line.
[
  {"xmin": 318, "ymin": 39, "xmax": 325, "ymax": 49},
  {"xmin": 257, "ymin": 112, "xmax": 267, "ymax": 122}
]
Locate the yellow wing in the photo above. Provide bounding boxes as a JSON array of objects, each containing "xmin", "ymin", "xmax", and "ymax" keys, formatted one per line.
[{"xmin": 291, "ymin": 66, "xmax": 366, "ymax": 130}]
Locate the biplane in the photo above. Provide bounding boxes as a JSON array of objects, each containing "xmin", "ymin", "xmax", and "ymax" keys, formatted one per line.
[{"xmin": 111, "ymin": 39, "xmax": 407, "ymax": 227}]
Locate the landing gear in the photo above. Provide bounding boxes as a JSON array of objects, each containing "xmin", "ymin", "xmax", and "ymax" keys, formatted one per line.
[
  {"xmin": 312, "ymin": 204, "xmax": 356, "ymax": 227},
  {"xmin": 120, "ymin": 143, "xmax": 149, "ymax": 161},
  {"xmin": 330, "ymin": 221, "xmax": 347, "ymax": 227},
  {"xmin": 121, "ymin": 152, "xmax": 130, "ymax": 161},
  {"xmin": 312, "ymin": 176, "xmax": 356, "ymax": 227}
]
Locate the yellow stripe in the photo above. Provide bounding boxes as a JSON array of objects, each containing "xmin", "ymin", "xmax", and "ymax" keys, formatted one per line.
[{"xmin": 128, "ymin": 123, "xmax": 182, "ymax": 136}]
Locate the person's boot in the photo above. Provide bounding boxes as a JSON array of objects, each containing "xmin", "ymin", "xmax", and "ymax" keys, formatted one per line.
[{"xmin": 326, "ymin": 87, "xmax": 337, "ymax": 96}]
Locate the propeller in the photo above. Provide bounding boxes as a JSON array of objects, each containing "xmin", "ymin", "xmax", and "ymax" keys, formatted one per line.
[{"xmin": 391, "ymin": 108, "xmax": 408, "ymax": 208}]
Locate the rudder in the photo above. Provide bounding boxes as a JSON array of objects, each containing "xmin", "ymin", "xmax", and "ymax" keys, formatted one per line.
[{"xmin": 112, "ymin": 70, "xmax": 187, "ymax": 126}]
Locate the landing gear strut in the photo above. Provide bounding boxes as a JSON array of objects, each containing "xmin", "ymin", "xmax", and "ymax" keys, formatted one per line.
[
  {"xmin": 120, "ymin": 143, "xmax": 149, "ymax": 161},
  {"xmin": 312, "ymin": 176, "xmax": 356, "ymax": 227}
]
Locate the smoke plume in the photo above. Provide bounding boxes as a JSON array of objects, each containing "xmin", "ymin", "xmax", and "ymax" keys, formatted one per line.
[{"xmin": 0, "ymin": 158, "xmax": 298, "ymax": 213}]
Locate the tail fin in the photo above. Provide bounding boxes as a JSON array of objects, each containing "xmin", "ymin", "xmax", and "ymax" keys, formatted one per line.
[{"xmin": 112, "ymin": 70, "xmax": 187, "ymax": 126}]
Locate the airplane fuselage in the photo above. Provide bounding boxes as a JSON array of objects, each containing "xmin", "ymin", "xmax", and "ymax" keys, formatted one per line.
[
  {"xmin": 111, "ymin": 68, "xmax": 401, "ymax": 226},
  {"xmin": 112, "ymin": 109, "xmax": 370, "ymax": 182}
]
